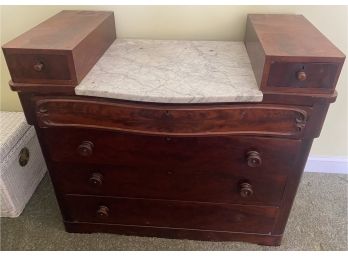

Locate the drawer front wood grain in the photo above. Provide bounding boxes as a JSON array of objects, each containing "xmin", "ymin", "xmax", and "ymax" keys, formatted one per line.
[
  {"xmin": 4, "ymin": 53, "xmax": 74, "ymax": 84},
  {"xmin": 42, "ymin": 128, "xmax": 301, "ymax": 173},
  {"xmin": 2, "ymin": 11, "xmax": 116, "ymax": 85},
  {"xmin": 50, "ymin": 162, "xmax": 287, "ymax": 206},
  {"xmin": 36, "ymin": 98, "xmax": 311, "ymax": 137},
  {"xmin": 267, "ymin": 62, "xmax": 339, "ymax": 91},
  {"xmin": 63, "ymin": 195, "xmax": 279, "ymax": 234}
]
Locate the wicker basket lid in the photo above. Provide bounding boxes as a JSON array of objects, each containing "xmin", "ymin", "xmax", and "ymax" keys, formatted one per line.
[{"xmin": 0, "ymin": 112, "xmax": 31, "ymax": 163}]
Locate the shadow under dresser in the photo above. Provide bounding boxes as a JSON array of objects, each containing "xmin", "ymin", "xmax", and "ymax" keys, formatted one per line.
[{"xmin": 2, "ymin": 11, "xmax": 345, "ymax": 246}]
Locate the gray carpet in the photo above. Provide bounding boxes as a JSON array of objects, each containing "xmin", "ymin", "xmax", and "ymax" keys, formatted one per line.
[{"xmin": 1, "ymin": 172, "xmax": 347, "ymax": 250}]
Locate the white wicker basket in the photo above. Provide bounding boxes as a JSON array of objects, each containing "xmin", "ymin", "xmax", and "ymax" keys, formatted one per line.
[{"xmin": 0, "ymin": 112, "xmax": 47, "ymax": 217}]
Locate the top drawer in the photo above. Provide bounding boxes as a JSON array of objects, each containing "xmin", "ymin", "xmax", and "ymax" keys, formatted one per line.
[
  {"xmin": 3, "ymin": 52, "xmax": 73, "ymax": 84},
  {"xmin": 35, "ymin": 98, "xmax": 311, "ymax": 138},
  {"xmin": 2, "ymin": 11, "xmax": 116, "ymax": 85},
  {"xmin": 267, "ymin": 62, "xmax": 340, "ymax": 93},
  {"xmin": 245, "ymin": 15, "xmax": 345, "ymax": 94}
]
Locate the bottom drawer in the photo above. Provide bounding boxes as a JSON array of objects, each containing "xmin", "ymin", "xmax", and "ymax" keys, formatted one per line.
[{"xmin": 63, "ymin": 195, "xmax": 278, "ymax": 234}]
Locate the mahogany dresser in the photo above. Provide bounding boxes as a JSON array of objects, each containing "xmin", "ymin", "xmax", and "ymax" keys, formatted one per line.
[{"xmin": 2, "ymin": 11, "xmax": 345, "ymax": 246}]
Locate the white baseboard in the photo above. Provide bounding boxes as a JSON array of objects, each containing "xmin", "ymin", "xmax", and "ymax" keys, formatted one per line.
[{"xmin": 304, "ymin": 156, "xmax": 348, "ymax": 174}]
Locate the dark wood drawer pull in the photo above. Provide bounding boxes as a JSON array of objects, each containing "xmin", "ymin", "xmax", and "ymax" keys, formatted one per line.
[
  {"xmin": 33, "ymin": 61, "xmax": 44, "ymax": 72},
  {"xmin": 296, "ymin": 70, "xmax": 307, "ymax": 81},
  {"xmin": 88, "ymin": 172, "xmax": 103, "ymax": 186},
  {"xmin": 240, "ymin": 182, "xmax": 253, "ymax": 198},
  {"xmin": 246, "ymin": 151, "xmax": 262, "ymax": 167},
  {"xmin": 96, "ymin": 205, "xmax": 109, "ymax": 218},
  {"xmin": 77, "ymin": 141, "xmax": 94, "ymax": 157},
  {"xmin": 295, "ymin": 112, "xmax": 307, "ymax": 131}
]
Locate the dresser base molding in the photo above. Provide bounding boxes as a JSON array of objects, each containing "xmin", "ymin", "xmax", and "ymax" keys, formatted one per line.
[{"xmin": 63, "ymin": 221, "xmax": 283, "ymax": 246}]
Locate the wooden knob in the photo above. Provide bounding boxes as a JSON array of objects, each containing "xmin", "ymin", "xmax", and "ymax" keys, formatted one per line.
[
  {"xmin": 77, "ymin": 141, "xmax": 94, "ymax": 157},
  {"xmin": 96, "ymin": 205, "xmax": 109, "ymax": 218},
  {"xmin": 297, "ymin": 71, "xmax": 307, "ymax": 81},
  {"xmin": 33, "ymin": 62, "xmax": 44, "ymax": 72},
  {"xmin": 246, "ymin": 151, "xmax": 262, "ymax": 167},
  {"xmin": 295, "ymin": 112, "xmax": 307, "ymax": 131},
  {"xmin": 88, "ymin": 172, "xmax": 103, "ymax": 186},
  {"xmin": 240, "ymin": 182, "xmax": 253, "ymax": 198}
]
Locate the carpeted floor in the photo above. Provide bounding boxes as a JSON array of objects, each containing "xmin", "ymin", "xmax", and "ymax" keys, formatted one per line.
[{"xmin": 0, "ymin": 172, "xmax": 347, "ymax": 250}]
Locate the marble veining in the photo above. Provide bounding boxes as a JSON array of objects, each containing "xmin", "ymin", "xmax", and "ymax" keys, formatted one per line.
[{"xmin": 75, "ymin": 39, "xmax": 263, "ymax": 103}]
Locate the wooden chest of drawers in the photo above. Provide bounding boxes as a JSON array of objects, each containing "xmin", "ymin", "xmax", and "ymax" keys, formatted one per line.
[{"xmin": 2, "ymin": 11, "xmax": 345, "ymax": 246}]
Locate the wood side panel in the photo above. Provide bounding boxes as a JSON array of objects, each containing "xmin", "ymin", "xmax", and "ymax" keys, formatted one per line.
[
  {"xmin": 2, "ymin": 10, "xmax": 116, "ymax": 85},
  {"xmin": 72, "ymin": 12, "xmax": 116, "ymax": 83},
  {"xmin": 246, "ymin": 14, "xmax": 345, "ymax": 59},
  {"xmin": 244, "ymin": 15, "xmax": 265, "ymax": 88},
  {"xmin": 2, "ymin": 10, "xmax": 113, "ymax": 50},
  {"xmin": 303, "ymin": 103, "xmax": 331, "ymax": 138},
  {"xmin": 31, "ymin": 125, "xmax": 74, "ymax": 222},
  {"xmin": 18, "ymin": 92, "xmax": 36, "ymax": 125},
  {"xmin": 272, "ymin": 138, "xmax": 314, "ymax": 235}
]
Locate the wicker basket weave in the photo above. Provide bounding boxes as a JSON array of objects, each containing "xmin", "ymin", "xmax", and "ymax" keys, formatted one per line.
[{"xmin": 0, "ymin": 112, "xmax": 47, "ymax": 217}]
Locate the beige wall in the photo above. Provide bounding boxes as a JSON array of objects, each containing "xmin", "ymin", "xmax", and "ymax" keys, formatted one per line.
[{"xmin": 1, "ymin": 5, "xmax": 347, "ymax": 157}]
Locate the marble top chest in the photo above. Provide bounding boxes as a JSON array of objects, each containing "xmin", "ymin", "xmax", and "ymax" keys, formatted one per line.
[{"xmin": 2, "ymin": 11, "xmax": 345, "ymax": 246}]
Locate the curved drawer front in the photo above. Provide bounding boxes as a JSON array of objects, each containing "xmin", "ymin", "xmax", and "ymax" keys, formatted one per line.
[
  {"xmin": 50, "ymin": 162, "xmax": 287, "ymax": 206},
  {"xmin": 36, "ymin": 98, "xmax": 310, "ymax": 137},
  {"xmin": 63, "ymin": 195, "xmax": 279, "ymax": 234},
  {"xmin": 42, "ymin": 128, "xmax": 300, "ymax": 173},
  {"xmin": 43, "ymin": 128, "xmax": 300, "ymax": 205}
]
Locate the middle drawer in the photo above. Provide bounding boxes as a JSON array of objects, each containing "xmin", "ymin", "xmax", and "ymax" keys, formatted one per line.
[
  {"xmin": 50, "ymin": 162, "xmax": 286, "ymax": 206},
  {"xmin": 43, "ymin": 128, "xmax": 300, "ymax": 205}
]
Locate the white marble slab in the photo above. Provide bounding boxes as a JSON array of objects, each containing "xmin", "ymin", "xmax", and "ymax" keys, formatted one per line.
[{"xmin": 75, "ymin": 39, "xmax": 262, "ymax": 103}]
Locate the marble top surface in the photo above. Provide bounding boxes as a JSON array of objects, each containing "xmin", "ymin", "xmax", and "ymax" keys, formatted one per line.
[{"xmin": 75, "ymin": 39, "xmax": 262, "ymax": 103}]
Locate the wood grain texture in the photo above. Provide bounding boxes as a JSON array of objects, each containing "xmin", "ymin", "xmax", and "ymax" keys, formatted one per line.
[
  {"xmin": 2, "ymin": 13, "xmax": 345, "ymax": 246},
  {"xmin": 2, "ymin": 10, "xmax": 113, "ymax": 50},
  {"xmin": 2, "ymin": 10, "xmax": 116, "ymax": 85},
  {"xmin": 63, "ymin": 221, "xmax": 283, "ymax": 246},
  {"xmin": 49, "ymin": 157, "xmax": 289, "ymax": 206},
  {"xmin": 32, "ymin": 97, "xmax": 333, "ymax": 245},
  {"xmin": 35, "ymin": 97, "xmax": 311, "ymax": 138},
  {"xmin": 11, "ymin": 81, "xmax": 337, "ymax": 106},
  {"xmin": 41, "ymin": 128, "xmax": 301, "ymax": 170},
  {"xmin": 268, "ymin": 62, "xmax": 340, "ymax": 90},
  {"xmin": 246, "ymin": 14, "xmax": 345, "ymax": 60},
  {"xmin": 245, "ymin": 14, "xmax": 345, "ymax": 93},
  {"xmin": 63, "ymin": 194, "xmax": 279, "ymax": 234}
]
